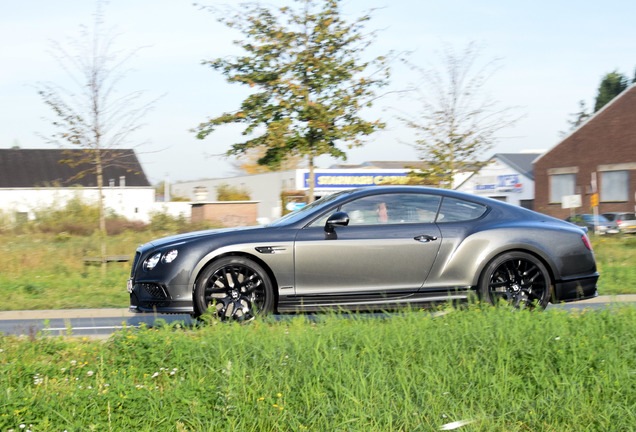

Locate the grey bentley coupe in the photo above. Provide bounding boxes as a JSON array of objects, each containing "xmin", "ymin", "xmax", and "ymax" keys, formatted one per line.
[{"xmin": 128, "ymin": 186, "xmax": 598, "ymax": 320}]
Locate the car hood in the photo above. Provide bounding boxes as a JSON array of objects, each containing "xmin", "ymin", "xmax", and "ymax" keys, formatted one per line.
[{"xmin": 143, "ymin": 225, "xmax": 265, "ymax": 249}]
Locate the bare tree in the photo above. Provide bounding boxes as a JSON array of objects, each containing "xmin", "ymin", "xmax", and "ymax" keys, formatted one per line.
[
  {"xmin": 38, "ymin": 0, "xmax": 154, "ymax": 238},
  {"xmin": 399, "ymin": 42, "xmax": 520, "ymax": 188}
]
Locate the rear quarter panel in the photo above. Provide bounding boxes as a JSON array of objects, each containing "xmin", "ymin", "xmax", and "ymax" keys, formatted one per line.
[{"xmin": 423, "ymin": 222, "xmax": 595, "ymax": 289}]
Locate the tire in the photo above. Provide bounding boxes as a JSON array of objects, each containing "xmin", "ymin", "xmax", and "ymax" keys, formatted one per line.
[
  {"xmin": 479, "ymin": 251, "xmax": 551, "ymax": 309},
  {"xmin": 193, "ymin": 256, "xmax": 274, "ymax": 320}
]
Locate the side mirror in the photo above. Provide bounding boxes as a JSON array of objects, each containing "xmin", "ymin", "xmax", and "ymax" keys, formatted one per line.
[{"xmin": 325, "ymin": 211, "xmax": 350, "ymax": 233}]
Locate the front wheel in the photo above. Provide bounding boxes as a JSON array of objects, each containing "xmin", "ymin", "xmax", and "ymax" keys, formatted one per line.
[
  {"xmin": 193, "ymin": 256, "xmax": 274, "ymax": 320},
  {"xmin": 479, "ymin": 252, "xmax": 551, "ymax": 309}
]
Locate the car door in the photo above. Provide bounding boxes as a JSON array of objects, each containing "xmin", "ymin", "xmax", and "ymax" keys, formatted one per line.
[{"xmin": 293, "ymin": 192, "xmax": 442, "ymax": 295}]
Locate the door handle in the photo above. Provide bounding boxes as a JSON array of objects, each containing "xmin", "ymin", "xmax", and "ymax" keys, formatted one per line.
[{"xmin": 414, "ymin": 234, "xmax": 438, "ymax": 243}]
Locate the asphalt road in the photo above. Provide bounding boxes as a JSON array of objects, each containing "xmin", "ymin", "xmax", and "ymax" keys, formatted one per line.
[{"xmin": 1, "ymin": 295, "xmax": 634, "ymax": 338}]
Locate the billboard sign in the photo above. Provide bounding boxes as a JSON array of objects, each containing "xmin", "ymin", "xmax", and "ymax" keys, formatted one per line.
[
  {"xmin": 474, "ymin": 174, "xmax": 523, "ymax": 193},
  {"xmin": 303, "ymin": 172, "xmax": 410, "ymax": 189}
]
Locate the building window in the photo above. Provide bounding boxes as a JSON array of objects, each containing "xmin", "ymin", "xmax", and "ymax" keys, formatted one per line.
[
  {"xmin": 550, "ymin": 174, "xmax": 576, "ymax": 203},
  {"xmin": 601, "ymin": 170, "xmax": 629, "ymax": 202}
]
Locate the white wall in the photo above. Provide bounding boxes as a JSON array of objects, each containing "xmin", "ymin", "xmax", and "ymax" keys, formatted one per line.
[
  {"xmin": 0, "ymin": 187, "xmax": 160, "ymax": 223},
  {"xmin": 148, "ymin": 201, "xmax": 192, "ymax": 220}
]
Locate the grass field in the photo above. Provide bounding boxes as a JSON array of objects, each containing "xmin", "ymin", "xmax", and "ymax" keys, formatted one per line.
[
  {"xmin": 592, "ymin": 235, "xmax": 636, "ymax": 295},
  {"xmin": 0, "ymin": 231, "xmax": 634, "ymax": 311},
  {"xmin": 1, "ymin": 305, "xmax": 634, "ymax": 431}
]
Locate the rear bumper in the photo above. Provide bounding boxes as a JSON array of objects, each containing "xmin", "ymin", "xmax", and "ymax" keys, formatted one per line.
[{"xmin": 553, "ymin": 273, "xmax": 599, "ymax": 303}]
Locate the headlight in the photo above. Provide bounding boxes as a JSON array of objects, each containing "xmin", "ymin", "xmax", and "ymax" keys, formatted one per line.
[
  {"xmin": 144, "ymin": 252, "xmax": 162, "ymax": 271},
  {"xmin": 162, "ymin": 249, "xmax": 179, "ymax": 264}
]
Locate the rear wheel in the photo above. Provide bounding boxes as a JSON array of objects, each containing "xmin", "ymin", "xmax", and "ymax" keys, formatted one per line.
[
  {"xmin": 479, "ymin": 251, "xmax": 551, "ymax": 309},
  {"xmin": 193, "ymin": 256, "xmax": 273, "ymax": 320}
]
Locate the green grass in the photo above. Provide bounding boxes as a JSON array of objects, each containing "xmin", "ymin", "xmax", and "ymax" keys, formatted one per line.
[
  {"xmin": 0, "ymin": 231, "xmax": 151, "ymax": 310},
  {"xmin": 1, "ymin": 305, "xmax": 635, "ymax": 431},
  {"xmin": 0, "ymin": 232, "xmax": 634, "ymax": 311},
  {"xmin": 592, "ymin": 235, "xmax": 636, "ymax": 295}
]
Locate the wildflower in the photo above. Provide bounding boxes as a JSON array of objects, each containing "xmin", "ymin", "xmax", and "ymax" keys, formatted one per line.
[
  {"xmin": 152, "ymin": 372, "xmax": 159, "ymax": 378},
  {"xmin": 86, "ymin": 371, "xmax": 94, "ymax": 377},
  {"xmin": 555, "ymin": 337, "xmax": 561, "ymax": 341}
]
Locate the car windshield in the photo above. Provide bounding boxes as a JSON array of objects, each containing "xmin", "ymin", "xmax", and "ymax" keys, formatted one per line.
[{"xmin": 269, "ymin": 190, "xmax": 354, "ymax": 226}]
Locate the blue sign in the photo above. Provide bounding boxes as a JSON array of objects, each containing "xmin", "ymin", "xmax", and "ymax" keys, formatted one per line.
[{"xmin": 304, "ymin": 172, "xmax": 409, "ymax": 189}]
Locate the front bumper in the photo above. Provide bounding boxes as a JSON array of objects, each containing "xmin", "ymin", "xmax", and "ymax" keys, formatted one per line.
[{"xmin": 128, "ymin": 280, "xmax": 194, "ymax": 314}]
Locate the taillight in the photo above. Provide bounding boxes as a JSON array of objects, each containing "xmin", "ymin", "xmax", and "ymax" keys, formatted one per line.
[
  {"xmin": 617, "ymin": 219, "xmax": 622, "ymax": 225},
  {"xmin": 582, "ymin": 234, "xmax": 593, "ymax": 251}
]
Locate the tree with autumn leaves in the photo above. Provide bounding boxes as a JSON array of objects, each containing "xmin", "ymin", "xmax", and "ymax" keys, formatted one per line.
[{"xmin": 194, "ymin": 0, "xmax": 389, "ymax": 202}]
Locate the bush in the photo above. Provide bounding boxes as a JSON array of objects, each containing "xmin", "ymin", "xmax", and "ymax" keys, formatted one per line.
[
  {"xmin": 30, "ymin": 197, "xmax": 100, "ymax": 235},
  {"xmin": 148, "ymin": 210, "xmax": 219, "ymax": 234},
  {"xmin": 216, "ymin": 183, "xmax": 251, "ymax": 201},
  {"xmin": 148, "ymin": 210, "xmax": 188, "ymax": 232},
  {"xmin": 105, "ymin": 218, "xmax": 147, "ymax": 235}
]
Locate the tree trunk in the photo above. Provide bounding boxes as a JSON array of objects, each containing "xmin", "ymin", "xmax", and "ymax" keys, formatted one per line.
[
  {"xmin": 307, "ymin": 154, "xmax": 315, "ymax": 203},
  {"xmin": 95, "ymin": 151, "xmax": 107, "ymax": 276}
]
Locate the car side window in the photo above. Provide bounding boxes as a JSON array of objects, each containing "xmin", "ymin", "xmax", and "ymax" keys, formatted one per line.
[
  {"xmin": 332, "ymin": 193, "xmax": 442, "ymax": 226},
  {"xmin": 436, "ymin": 197, "xmax": 487, "ymax": 223}
]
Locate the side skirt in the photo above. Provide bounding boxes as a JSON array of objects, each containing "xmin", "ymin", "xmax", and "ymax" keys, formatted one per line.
[{"xmin": 276, "ymin": 288, "xmax": 474, "ymax": 313}]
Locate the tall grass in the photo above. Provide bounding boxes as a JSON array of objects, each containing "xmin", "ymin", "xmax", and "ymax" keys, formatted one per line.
[
  {"xmin": 0, "ymin": 305, "xmax": 634, "ymax": 431},
  {"xmin": 592, "ymin": 235, "xmax": 636, "ymax": 295}
]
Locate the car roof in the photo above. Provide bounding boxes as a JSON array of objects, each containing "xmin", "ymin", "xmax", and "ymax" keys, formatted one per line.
[
  {"xmin": 603, "ymin": 211, "xmax": 635, "ymax": 216},
  {"xmin": 277, "ymin": 185, "xmax": 546, "ymax": 229}
]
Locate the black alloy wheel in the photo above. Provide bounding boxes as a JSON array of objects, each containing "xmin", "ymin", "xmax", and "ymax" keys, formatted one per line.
[
  {"xmin": 479, "ymin": 251, "xmax": 551, "ymax": 309},
  {"xmin": 194, "ymin": 256, "xmax": 273, "ymax": 320}
]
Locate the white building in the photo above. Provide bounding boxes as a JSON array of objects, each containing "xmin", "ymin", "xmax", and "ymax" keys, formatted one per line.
[
  {"xmin": 455, "ymin": 152, "xmax": 544, "ymax": 209},
  {"xmin": 0, "ymin": 148, "xmax": 167, "ymax": 224}
]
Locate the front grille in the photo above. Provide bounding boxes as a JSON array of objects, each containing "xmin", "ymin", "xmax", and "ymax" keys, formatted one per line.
[{"xmin": 140, "ymin": 283, "xmax": 170, "ymax": 299}]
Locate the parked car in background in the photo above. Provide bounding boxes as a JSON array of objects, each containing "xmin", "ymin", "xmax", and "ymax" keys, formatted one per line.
[
  {"xmin": 128, "ymin": 186, "xmax": 598, "ymax": 320},
  {"xmin": 565, "ymin": 214, "xmax": 620, "ymax": 235},
  {"xmin": 602, "ymin": 212, "xmax": 636, "ymax": 234}
]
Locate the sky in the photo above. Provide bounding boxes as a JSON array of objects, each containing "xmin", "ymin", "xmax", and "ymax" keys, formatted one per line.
[{"xmin": 2, "ymin": 0, "xmax": 635, "ymax": 185}]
